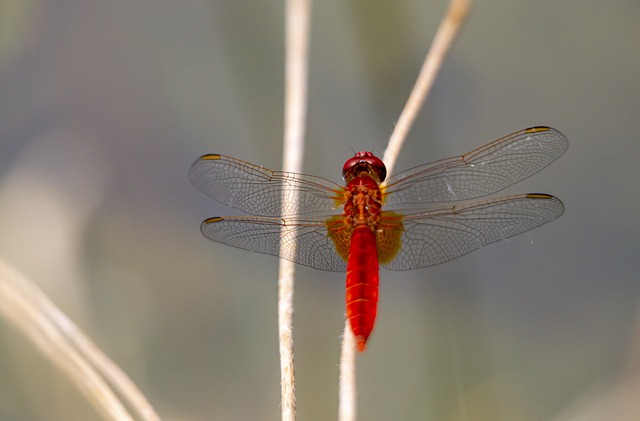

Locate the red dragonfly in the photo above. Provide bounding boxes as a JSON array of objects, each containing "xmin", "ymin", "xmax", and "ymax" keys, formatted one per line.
[{"xmin": 190, "ymin": 126, "xmax": 567, "ymax": 351}]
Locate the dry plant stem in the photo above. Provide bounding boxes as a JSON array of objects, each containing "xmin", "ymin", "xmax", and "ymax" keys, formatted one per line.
[
  {"xmin": 279, "ymin": 0, "xmax": 311, "ymax": 420},
  {"xmin": 338, "ymin": 322, "xmax": 357, "ymax": 421},
  {"xmin": 0, "ymin": 258, "xmax": 161, "ymax": 421},
  {"xmin": 338, "ymin": 1, "xmax": 472, "ymax": 419},
  {"xmin": 66, "ymin": 319, "xmax": 162, "ymax": 421},
  {"xmin": 382, "ymin": 0, "xmax": 472, "ymax": 176}
]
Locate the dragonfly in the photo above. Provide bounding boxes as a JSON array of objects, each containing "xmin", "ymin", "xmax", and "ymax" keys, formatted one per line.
[{"xmin": 190, "ymin": 126, "xmax": 567, "ymax": 351}]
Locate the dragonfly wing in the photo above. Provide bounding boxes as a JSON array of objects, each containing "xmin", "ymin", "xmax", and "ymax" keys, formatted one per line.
[
  {"xmin": 190, "ymin": 154, "xmax": 344, "ymax": 216},
  {"xmin": 200, "ymin": 215, "xmax": 347, "ymax": 272},
  {"xmin": 383, "ymin": 127, "xmax": 568, "ymax": 205},
  {"xmin": 381, "ymin": 193, "xmax": 564, "ymax": 270}
]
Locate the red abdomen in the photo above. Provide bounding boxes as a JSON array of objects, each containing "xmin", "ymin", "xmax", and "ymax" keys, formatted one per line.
[{"xmin": 346, "ymin": 225, "xmax": 379, "ymax": 352}]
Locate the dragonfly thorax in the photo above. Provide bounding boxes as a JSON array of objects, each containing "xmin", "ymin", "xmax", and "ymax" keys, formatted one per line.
[{"xmin": 344, "ymin": 175, "xmax": 383, "ymax": 229}]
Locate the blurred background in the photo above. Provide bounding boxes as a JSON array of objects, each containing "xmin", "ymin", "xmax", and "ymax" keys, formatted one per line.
[{"xmin": 1, "ymin": 1, "xmax": 639, "ymax": 420}]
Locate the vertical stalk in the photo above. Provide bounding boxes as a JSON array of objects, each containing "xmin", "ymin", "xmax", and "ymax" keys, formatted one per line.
[
  {"xmin": 339, "ymin": 1, "xmax": 472, "ymax": 420},
  {"xmin": 279, "ymin": 0, "xmax": 312, "ymax": 420}
]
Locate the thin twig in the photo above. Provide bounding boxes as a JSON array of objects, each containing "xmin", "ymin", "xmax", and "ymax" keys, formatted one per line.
[
  {"xmin": 338, "ymin": 322, "xmax": 357, "ymax": 421},
  {"xmin": 66, "ymin": 316, "xmax": 162, "ymax": 421},
  {"xmin": 338, "ymin": 1, "xmax": 473, "ymax": 420},
  {"xmin": 383, "ymin": 0, "xmax": 472, "ymax": 177},
  {"xmin": 0, "ymin": 258, "xmax": 161, "ymax": 421},
  {"xmin": 279, "ymin": 0, "xmax": 312, "ymax": 420}
]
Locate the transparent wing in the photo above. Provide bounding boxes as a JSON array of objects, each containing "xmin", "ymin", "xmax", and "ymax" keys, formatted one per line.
[
  {"xmin": 383, "ymin": 127, "xmax": 568, "ymax": 205},
  {"xmin": 381, "ymin": 194, "xmax": 564, "ymax": 270},
  {"xmin": 190, "ymin": 154, "xmax": 344, "ymax": 216},
  {"xmin": 200, "ymin": 216, "xmax": 346, "ymax": 272}
]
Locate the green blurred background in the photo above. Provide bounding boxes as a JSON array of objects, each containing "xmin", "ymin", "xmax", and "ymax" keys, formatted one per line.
[{"xmin": 1, "ymin": 1, "xmax": 639, "ymax": 420}]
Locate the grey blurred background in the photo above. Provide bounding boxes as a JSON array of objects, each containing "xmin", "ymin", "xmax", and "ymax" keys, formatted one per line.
[{"xmin": 1, "ymin": 1, "xmax": 639, "ymax": 420}]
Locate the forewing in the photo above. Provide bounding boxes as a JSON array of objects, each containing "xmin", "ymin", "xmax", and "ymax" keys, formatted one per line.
[
  {"xmin": 383, "ymin": 127, "xmax": 568, "ymax": 205},
  {"xmin": 200, "ymin": 215, "xmax": 347, "ymax": 272},
  {"xmin": 190, "ymin": 154, "xmax": 344, "ymax": 216},
  {"xmin": 382, "ymin": 194, "xmax": 564, "ymax": 270}
]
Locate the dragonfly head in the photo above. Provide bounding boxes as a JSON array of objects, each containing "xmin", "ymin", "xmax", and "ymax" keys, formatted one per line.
[{"xmin": 342, "ymin": 151, "xmax": 387, "ymax": 183}]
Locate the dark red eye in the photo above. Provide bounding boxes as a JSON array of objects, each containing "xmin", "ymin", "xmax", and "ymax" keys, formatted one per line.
[{"xmin": 342, "ymin": 151, "xmax": 387, "ymax": 182}]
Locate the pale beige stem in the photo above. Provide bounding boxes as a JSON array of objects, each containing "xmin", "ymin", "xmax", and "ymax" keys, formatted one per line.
[
  {"xmin": 383, "ymin": 0, "xmax": 472, "ymax": 177},
  {"xmin": 338, "ymin": 322, "xmax": 357, "ymax": 421},
  {"xmin": 338, "ymin": 1, "xmax": 473, "ymax": 420},
  {"xmin": 0, "ymin": 258, "xmax": 161, "ymax": 421},
  {"xmin": 279, "ymin": 0, "xmax": 312, "ymax": 420}
]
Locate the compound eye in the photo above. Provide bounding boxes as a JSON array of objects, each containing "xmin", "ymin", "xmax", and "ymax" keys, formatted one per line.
[{"xmin": 342, "ymin": 152, "xmax": 387, "ymax": 182}]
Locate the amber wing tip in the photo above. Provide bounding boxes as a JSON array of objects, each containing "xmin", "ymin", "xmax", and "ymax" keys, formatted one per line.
[
  {"xmin": 525, "ymin": 193, "xmax": 555, "ymax": 199},
  {"xmin": 524, "ymin": 126, "xmax": 552, "ymax": 133},
  {"xmin": 199, "ymin": 153, "xmax": 222, "ymax": 160}
]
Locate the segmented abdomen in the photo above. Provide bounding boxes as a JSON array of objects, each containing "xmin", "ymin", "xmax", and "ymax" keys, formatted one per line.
[{"xmin": 345, "ymin": 225, "xmax": 379, "ymax": 352}]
